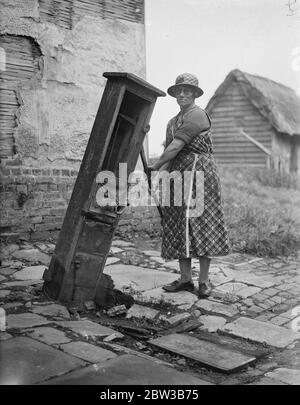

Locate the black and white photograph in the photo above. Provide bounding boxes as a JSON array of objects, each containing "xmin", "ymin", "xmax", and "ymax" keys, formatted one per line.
[{"xmin": 0, "ymin": 0, "xmax": 300, "ymax": 389}]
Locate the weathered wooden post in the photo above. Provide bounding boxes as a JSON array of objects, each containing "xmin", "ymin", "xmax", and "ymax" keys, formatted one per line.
[{"xmin": 43, "ymin": 72, "xmax": 165, "ymax": 303}]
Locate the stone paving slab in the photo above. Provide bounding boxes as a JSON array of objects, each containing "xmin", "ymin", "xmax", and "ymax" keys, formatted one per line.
[
  {"xmin": 221, "ymin": 268, "xmax": 275, "ymax": 288},
  {"xmin": 142, "ymin": 250, "xmax": 161, "ymax": 257},
  {"xmin": 149, "ymin": 334, "xmax": 256, "ymax": 373},
  {"xmin": 248, "ymin": 377, "xmax": 287, "ymax": 385},
  {"xmin": 41, "ymin": 354, "xmax": 211, "ymax": 385},
  {"xmin": 220, "ymin": 317, "xmax": 300, "ymax": 348},
  {"xmin": 7, "ymin": 313, "xmax": 50, "ymax": 330},
  {"xmin": 0, "ymin": 332, "xmax": 13, "ymax": 341},
  {"xmin": 265, "ymin": 368, "xmax": 300, "ymax": 385},
  {"xmin": 164, "ymin": 261, "xmax": 179, "ymax": 270},
  {"xmin": 109, "ymin": 247, "xmax": 123, "ymax": 254},
  {"xmin": 166, "ymin": 313, "xmax": 191, "ymax": 326},
  {"xmin": 12, "ymin": 249, "xmax": 51, "ymax": 265},
  {"xmin": 209, "ymin": 273, "xmax": 233, "ymax": 287},
  {"xmin": 0, "ymin": 290, "xmax": 11, "ymax": 299},
  {"xmin": 0, "ymin": 336, "xmax": 86, "ymax": 384},
  {"xmin": 1, "ymin": 260, "xmax": 24, "ymax": 269},
  {"xmin": 0, "ymin": 244, "xmax": 19, "ymax": 258},
  {"xmin": 60, "ymin": 341, "xmax": 118, "ymax": 363},
  {"xmin": 195, "ymin": 299, "xmax": 239, "ymax": 318},
  {"xmin": 150, "ymin": 256, "xmax": 166, "ymax": 264},
  {"xmin": 215, "ymin": 282, "xmax": 261, "ymax": 298},
  {"xmin": 27, "ymin": 326, "xmax": 72, "ymax": 345},
  {"xmin": 1, "ymin": 280, "xmax": 43, "ymax": 288},
  {"xmin": 55, "ymin": 320, "xmax": 117, "ymax": 338},
  {"xmin": 134, "ymin": 287, "xmax": 198, "ymax": 308},
  {"xmin": 0, "ymin": 267, "xmax": 18, "ymax": 276},
  {"xmin": 3, "ymin": 302, "xmax": 23, "ymax": 310},
  {"xmin": 126, "ymin": 304, "xmax": 159, "ymax": 320},
  {"xmin": 198, "ymin": 315, "xmax": 227, "ymax": 332},
  {"xmin": 105, "ymin": 257, "xmax": 120, "ymax": 265},
  {"xmin": 0, "ymin": 275, "xmax": 6, "ymax": 282},
  {"xmin": 31, "ymin": 303, "xmax": 70, "ymax": 319},
  {"xmin": 104, "ymin": 264, "xmax": 177, "ymax": 292},
  {"xmin": 12, "ymin": 265, "xmax": 47, "ymax": 281},
  {"xmin": 279, "ymin": 307, "xmax": 300, "ymax": 320},
  {"xmin": 112, "ymin": 240, "xmax": 134, "ymax": 248}
]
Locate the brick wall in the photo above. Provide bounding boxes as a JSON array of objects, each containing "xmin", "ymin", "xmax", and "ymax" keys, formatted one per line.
[
  {"xmin": 0, "ymin": 164, "xmax": 161, "ymax": 241},
  {"xmin": 0, "ymin": 165, "xmax": 75, "ymax": 240}
]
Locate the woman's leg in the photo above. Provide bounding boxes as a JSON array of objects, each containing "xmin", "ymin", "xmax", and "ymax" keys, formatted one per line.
[
  {"xmin": 198, "ymin": 256, "xmax": 212, "ymax": 298},
  {"xmin": 163, "ymin": 258, "xmax": 193, "ymax": 292},
  {"xmin": 199, "ymin": 256, "xmax": 211, "ymax": 283},
  {"xmin": 179, "ymin": 258, "xmax": 192, "ymax": 282}
]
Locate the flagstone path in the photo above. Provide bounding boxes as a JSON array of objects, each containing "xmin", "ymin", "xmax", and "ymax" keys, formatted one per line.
[{"xmin": 0, "ymin": 236, "xmax": 300, "ymax": 385}]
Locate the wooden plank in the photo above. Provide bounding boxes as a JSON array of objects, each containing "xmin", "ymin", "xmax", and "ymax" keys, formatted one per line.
[
  {"xmin": 213, "ymin": 100, "xmax": 252, "ymax": 107},
  {"xmin": 214, "ymin": 149, "xmax": 267, "ymax": 156},
  {"xmin": 212, "ymin": 133, "xmax": 271, "ymax": 141},
  {"xmin": 213, "ymin": 146, "xmax": 267, "ymax": 153},
  {"xmin": 214, "ymin": 155, "xmax": 267, "ymax": 162},
  {"xmin": 212, "ymin": 107, "xmax": 259, "ymax": 115},
  {"xmin": 239, "ymin": 129, "xmax": 272, "ymax": 155},
  {"xmin": 212, "ymin": 137, "xmax": 272, "ymax": 146},
  {"xmin": 210, "ymin": 113, "xmax": 266, "ymax": 120},
  {"xmin": 212, "ymin": 127, "xmax": 272, "ymax": 135}
]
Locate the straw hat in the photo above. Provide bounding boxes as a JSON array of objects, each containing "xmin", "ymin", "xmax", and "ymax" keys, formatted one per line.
[{"xmin": 167, "ymin": 73, "xmax": 204, "ymax": 98}]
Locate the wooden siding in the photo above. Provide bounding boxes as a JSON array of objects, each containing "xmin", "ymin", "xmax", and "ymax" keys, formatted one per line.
[
  {"xmin": 209, "ymin": 81, "xmax": 274, "ymax": 166},
  {"xmin": 0, "ymin": 35, "xmax": 42, "ymax": 158},
  {"xmin": 39, "ymin": 0, "xmax": 144, "ymax": 30}
]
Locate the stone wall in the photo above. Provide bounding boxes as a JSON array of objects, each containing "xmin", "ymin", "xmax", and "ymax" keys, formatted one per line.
[{"xmin": 0, "ymin": 0, "xmax": 156, "ymax": 240}]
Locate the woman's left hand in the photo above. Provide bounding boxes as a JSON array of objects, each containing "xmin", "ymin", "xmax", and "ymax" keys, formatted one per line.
[{"xmin": 146, "ymin": 165, "xmax": 155, "ymax": 178}]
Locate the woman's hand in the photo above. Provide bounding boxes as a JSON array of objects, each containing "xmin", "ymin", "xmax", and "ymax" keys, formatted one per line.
[{"xmin": 146, "ymin": 165, "xmax": 156, "ymax": 178}]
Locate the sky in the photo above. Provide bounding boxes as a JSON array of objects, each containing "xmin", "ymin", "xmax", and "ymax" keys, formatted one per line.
[{"xmin": 145, "ymin": 0, "xmax": 300, "ymax": 156}]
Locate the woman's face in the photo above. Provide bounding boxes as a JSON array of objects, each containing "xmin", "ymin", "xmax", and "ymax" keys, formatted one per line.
[{"xmin": 174, "ymin": 86, "xmax": 195, "ymax": 109}]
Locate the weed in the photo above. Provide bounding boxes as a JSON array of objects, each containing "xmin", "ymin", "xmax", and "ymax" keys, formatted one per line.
[{"xmin": 219, "ymin": 166, "xmax": 300, "ymax": 257}]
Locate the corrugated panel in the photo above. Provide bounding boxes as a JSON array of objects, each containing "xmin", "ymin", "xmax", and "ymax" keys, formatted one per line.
[
  {"xmin": 39, "ymin": 0, "xmax": 144, "ymax": 29},
  {"xmin": 0, "ymin": 35, "xmax": 42, "ymax": 158}
]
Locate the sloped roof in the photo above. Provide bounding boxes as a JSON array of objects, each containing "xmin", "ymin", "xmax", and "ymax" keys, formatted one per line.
[{"xmin": 206, "ymin": 69, "xmax": 300, "ymax": 136}]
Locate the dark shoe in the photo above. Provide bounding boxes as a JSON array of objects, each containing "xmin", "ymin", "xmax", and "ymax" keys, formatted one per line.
[
  {"xmin": 163, "ymin": 279, "xmax": 194, "ymax": 293},
  {"xmin": 198, "ymin": 281, "xmax": 212, "ymax": 298}
]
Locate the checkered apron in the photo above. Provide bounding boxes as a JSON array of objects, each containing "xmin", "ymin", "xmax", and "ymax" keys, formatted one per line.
[{"xmin": 161, "ymin": 109, "xmax": 231, "ymax": 259}]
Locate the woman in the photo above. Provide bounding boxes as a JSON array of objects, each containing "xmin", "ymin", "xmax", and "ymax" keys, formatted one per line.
[{"xmin": 149, "ymin": 73, "xmax": 230, "ymax": 298}]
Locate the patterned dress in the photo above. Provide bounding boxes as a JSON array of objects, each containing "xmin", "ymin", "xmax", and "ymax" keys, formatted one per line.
[{"xmin": 161, "ymin": 104, "xmax": 230, "ymax": 259}]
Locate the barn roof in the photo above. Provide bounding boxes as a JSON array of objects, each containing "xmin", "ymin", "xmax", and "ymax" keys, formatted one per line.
[{"xmin": 206, "ymin": 69, "xmax": 300, "ymax": 136}]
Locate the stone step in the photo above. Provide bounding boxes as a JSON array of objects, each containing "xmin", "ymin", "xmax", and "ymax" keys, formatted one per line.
[{"xmin": 148, "ymin": 333, "xmax": 256, "ymax": 373}]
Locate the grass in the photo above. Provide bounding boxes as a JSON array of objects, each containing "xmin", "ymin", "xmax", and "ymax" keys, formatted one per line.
[{"xmin": 218, "ymin": 166, "xmax": 300, "ymax": 258}]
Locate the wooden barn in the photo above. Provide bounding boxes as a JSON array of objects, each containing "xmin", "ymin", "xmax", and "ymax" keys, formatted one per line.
[{"xmin": 206, "ymin": 69, "xmax": 300, "ymax": 173}]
